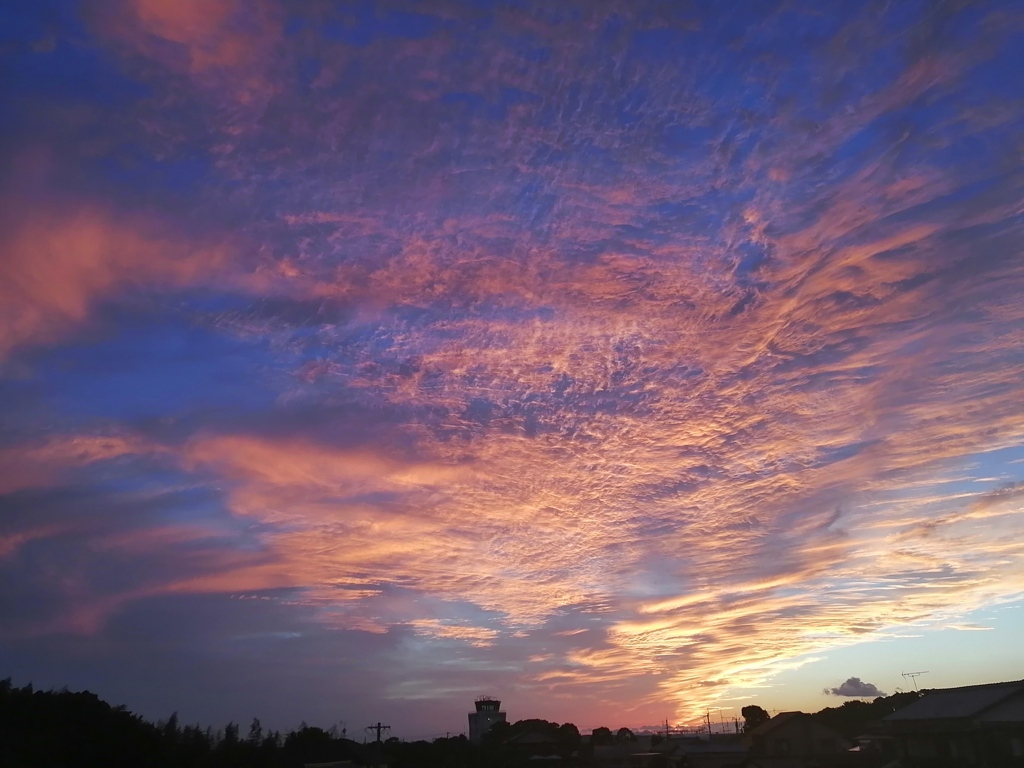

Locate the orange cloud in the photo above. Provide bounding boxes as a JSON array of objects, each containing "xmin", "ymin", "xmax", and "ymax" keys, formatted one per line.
[
  {"xmin": 0, "ymin": 203, "xmax": 231, "ymax": 360},
  {"xmin": 0, "ymin": 433, "xmax": 163, "ymax": 495}
]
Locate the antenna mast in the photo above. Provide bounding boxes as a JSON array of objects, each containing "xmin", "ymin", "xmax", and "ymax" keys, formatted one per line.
[{"xmin": 902, "ymin": 671, "xmax": 929, "ymax": 691}]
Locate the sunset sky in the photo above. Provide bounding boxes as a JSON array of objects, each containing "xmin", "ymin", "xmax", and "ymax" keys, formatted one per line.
[{"xmin": 2, "ymin": 0, "xmax": 1024, "ymax": 740}]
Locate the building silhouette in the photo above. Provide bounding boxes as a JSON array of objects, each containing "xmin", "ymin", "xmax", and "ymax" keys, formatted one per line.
[
  {"xmin": 743, "ymin": 711, "xmax": 849, "ymax": 760},
  {"xmin": 468, "ymin": 696, "xmax": 506, "ymax": 744},
  {"xmin": 884, "ymin": 678, "xmax": 1024, "ymax": 766}
]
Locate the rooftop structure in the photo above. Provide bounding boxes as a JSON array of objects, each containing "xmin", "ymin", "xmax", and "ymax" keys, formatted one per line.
[
  {"xmin": 468, "ymin": 696, "xmax": 506, "ymax": 744},
  {"xmin": 884, "ymin": 679, "xmax": 1024, "ymax": 766}
]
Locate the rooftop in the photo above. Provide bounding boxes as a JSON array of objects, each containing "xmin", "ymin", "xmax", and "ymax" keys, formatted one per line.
[
  {"xmin": 884, "ymin": 679, "xmax": 1024, "ymax": 722},
  {"xmin": 744, "ymin": 711, "xmax": 806, "ymax": 739}
]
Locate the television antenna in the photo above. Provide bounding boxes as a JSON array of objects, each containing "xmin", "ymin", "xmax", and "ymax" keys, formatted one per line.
[
  {"xmin": 707, "ymin": 707, "xmax": 728, "ymax": 734},
  {"xmin": 902, "ymin": 671, "xmax": 929, "ymax": 691}
]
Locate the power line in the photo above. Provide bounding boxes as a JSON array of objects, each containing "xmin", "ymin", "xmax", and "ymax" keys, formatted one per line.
[{"xmin": 366, "ymin": 722, "xmax": 391, "ymax": 743}]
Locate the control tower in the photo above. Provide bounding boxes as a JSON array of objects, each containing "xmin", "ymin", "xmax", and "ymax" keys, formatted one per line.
[{"xmin": 468, "ymin": 696, "xmax": 506, "ymax": 744}]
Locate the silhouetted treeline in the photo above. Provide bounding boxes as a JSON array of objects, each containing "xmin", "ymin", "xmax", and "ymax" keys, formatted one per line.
[
  {"xmin": 0, "ymin": 679, "xmax": 161, "ymax": 768},
  {"xmin": 0, "ymin": 678, "xmax": 380, "ymax": 768},
  {"xmin": 483, "ymin": 717, "xmax": 581, "ymax": 746},
  {"xmin": 0, "ymin": 676, "xmax": 925, "ymax": 768},
  {"xmin": 0, "ymin": 678, "xmax": 586, "ymax": 767},
  {"xmin": 810, "ymin": 690, "xmax": 921, "ymax": 738}
]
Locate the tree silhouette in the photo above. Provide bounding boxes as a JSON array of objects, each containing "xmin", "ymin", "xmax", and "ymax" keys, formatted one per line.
[
  {"xmin": 741, "ymin": 705, "xmax": 770, "ymax": 732},
  {"xmin": 811, "ymin": 691, "xmax": 920, "ymax": 738},
  {"xmin": 557, "ymin": 722, "xmax": 581, "ymax": 746},
  {"xmin": 482, "ymin": 718, "xmax": 512, "ymax": 745}
]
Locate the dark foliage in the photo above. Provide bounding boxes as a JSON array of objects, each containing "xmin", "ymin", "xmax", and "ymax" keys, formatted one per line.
[
  {"xmin": 0, "ymin": 679, "xmax": 593, "ymax": 768},
  {"xmin": 7, "ymin": 675, "xmax": 920, "ymax": 768},
  {"xmin": 810, "ymin": 690, "xmax": 921, "ymax": 738},
  {"xmin": 0, "ymin": 677, "xmax": 161, "ymax": 768},
  {"xmin": 741, "ymin": 704, "xmax": 770, "ymax": 733},
  {"xmin": 0, "ymin": 678, "xmax": 366, "ymax": 768}
]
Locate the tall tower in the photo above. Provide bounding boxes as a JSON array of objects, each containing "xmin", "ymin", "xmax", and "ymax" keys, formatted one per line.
[{"xmin": 468, "ymin": 696, "xmax": 506, "ymax": 744}]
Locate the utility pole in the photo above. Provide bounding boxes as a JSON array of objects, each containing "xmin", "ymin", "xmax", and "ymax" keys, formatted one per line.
[
  {"xmin": 366, "ymin": 722, "xmax": 391, "ymax": 743},
  {"xmin": 704, "ymin": 711, "xmax": 712, "ymax": 735}
]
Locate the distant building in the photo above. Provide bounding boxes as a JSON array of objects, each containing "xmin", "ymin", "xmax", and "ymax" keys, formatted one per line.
[
  {"xmin": 468, "ymin": 696, "xmax": 507, "ymax": 744},
  {"xmin": 742, "ymin": 711, "xmax": 850, "ymax": 762},
  {"xmin": 883, "ymin": 678, "xmax": 1024, "ymax": 767}
]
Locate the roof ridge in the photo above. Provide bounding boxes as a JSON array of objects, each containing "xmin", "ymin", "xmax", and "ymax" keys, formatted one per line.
[{"xmin": 924, "ymin": 679, "xmax": 1024, "ymax": 693}]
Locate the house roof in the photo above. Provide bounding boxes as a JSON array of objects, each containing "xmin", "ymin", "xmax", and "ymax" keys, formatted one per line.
[
  {"xmin": 744, "ymin": 712, "xmax": 805, "ymax": 739},
  {"xmin": 884, "ymin": 679, "xmax": 1024, "ymax": 722}
]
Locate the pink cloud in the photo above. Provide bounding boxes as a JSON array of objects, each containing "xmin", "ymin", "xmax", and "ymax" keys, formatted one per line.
[
  {"xmin": 0, "ymin": 201, "xmax": 232, "ymax": 359},
  {"xmin": 0, "ymin": 433, "xmax": 163, "ymax": 495},
  {"xmin": 87, "ymin": 0, "xmax": 283, "ymax": 106}
]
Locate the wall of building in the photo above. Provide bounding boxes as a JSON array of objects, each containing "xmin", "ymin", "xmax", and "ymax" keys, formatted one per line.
[
  {"xmin": 468, "ymin": 709, "xmax": 506, "ymax": 744},
  {"xmin": 756, "ymin": 717, "xmax": 849, "ymax": 757}
]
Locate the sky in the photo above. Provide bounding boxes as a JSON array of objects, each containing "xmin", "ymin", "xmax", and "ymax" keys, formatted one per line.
[{"xmin": 1, "ymin": 0, "xmax": 1024, "ymax": 741}]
